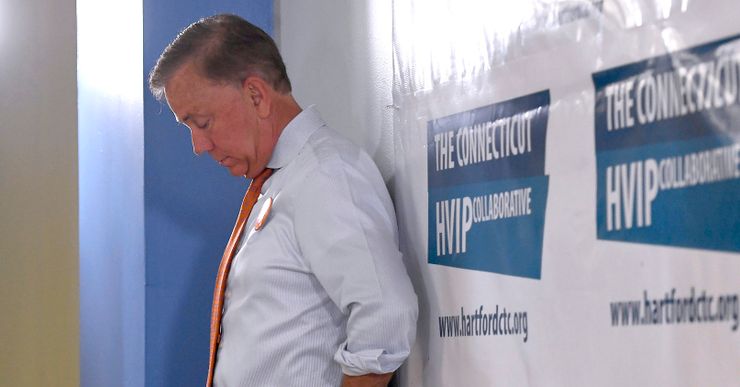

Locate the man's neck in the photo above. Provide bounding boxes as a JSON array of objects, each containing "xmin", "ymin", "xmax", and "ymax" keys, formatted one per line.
[{"xmin": 270, "ymin": 94, "xmax": 302, "ymax": 143}]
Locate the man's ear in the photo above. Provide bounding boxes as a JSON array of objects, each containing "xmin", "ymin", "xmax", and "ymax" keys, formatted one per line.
[{"xmin": 242, "ymin": 76, "xmax": 272, "ymax": 119}]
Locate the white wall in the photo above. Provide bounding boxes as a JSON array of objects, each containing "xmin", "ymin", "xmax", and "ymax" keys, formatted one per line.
[
  {"xmin": 277, "ymin": 0, "xmax": 395, "ymax": 181},
  {"xmin": 77, "ymin": 0, "xmax": 145, "ymax": 386},
  {"xmin": 0, "ymin": 0, "xmax": 79, "ymax": 385}
]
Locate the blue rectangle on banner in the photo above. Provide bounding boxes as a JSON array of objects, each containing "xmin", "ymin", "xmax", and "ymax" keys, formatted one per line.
[
  {"xmin": 592, "ymin": 33, "xmax": 740, "ymax": 152},
  {"xmin": 593, "ymin": 35, "xmax": 740, "ymax": 252},
  {"xmin": 427, "ymin": 91, "xmax": 550, "ymax": 188},
  {"xmin": 428, "ymin": 176, "xmax": 549, "ymax": 279},
  {"xmin": 427, "ymin": 91, "xmax": 550, "ymax": 279}
]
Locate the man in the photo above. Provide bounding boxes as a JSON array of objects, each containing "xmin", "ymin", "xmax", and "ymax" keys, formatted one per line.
[{"xmin": 149, "ymin": 14, "xmax": 418, "ymax": 387}]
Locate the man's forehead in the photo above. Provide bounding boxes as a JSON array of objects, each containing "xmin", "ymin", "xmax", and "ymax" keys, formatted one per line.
[
  {"xmin": 164, "ymin": 63, "xmax": 202, "ymax": 122},
  {"xmin": 163, "ymin": 89, "xmax": 187, "ymax": 124},
  {"xmin": 166, "ymin": 63, "xmax": 200, "ymax": 96}
]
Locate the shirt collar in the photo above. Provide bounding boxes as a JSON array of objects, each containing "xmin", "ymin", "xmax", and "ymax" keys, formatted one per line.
[{"xmin": 267, "ymin": 105, "xmax": 325, "ymax": 170}]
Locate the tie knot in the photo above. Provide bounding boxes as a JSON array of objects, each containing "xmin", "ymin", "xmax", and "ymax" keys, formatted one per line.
[{"xmin": 250, "ymin": 168, "xmax": 274, "ymax": 193}]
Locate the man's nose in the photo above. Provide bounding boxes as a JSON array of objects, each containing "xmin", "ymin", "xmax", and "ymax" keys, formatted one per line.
[{"xmin": 191, "ymin": 131, "xmax": 214, "ymax": 155}]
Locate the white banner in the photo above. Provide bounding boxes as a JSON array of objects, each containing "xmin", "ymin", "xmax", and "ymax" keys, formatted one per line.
[{"xmin": 392, "ymin": 1, "xmax": 740, "ymax": 385}]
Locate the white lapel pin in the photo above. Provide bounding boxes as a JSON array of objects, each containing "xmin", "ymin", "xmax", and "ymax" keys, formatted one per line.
[{"xmin": 254, "ymin": 197, "xmax": 273, "ymax": 231}]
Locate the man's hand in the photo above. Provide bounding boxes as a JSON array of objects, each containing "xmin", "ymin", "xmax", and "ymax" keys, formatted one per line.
[{"xmin": 341, "ymin": 372, "xmax": 393, "ymax": 387}]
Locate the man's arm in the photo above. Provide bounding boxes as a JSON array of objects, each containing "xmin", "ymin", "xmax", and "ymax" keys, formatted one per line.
[
  {"xmin": 295, "ymin": 151, "xmax": 418, "ymax": 380},
  {"xmin": 342, "ymin": 373, "xmax": 393, "ymax": 387}
]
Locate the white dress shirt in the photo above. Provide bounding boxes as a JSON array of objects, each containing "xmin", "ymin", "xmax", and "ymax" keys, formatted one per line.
[{"xmin": 214, "ymin": 106, "xmax": 418, "ymax": 387}]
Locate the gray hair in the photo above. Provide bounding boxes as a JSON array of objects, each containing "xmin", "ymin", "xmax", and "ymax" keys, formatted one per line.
[{"xmin": 149, "ymin": 14, "xmax": 291, "ymax": 100}]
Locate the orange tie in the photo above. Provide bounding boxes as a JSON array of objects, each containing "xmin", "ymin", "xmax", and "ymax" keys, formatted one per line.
[{"xmin": 206, "ymin": 168, "xmax": 274, "ymax": 387}]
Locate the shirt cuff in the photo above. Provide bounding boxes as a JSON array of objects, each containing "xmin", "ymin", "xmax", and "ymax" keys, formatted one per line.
[{"xmin": 334, "ymin": 346, "xmax": 410, "ymax": 376}]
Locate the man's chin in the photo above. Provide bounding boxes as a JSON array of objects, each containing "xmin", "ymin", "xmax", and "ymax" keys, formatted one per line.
[{"xmin": 226, "ymin": 165, "xmax": 248, "ymax": 177}]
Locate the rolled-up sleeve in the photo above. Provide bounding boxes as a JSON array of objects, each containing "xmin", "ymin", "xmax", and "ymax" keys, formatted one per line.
[{"xmin": 294, "ymin": 148, "xmax": 418, "ymax": 376}]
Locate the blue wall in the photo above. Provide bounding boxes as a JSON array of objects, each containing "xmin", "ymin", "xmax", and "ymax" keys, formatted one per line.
[
  {"xmin": 143, "ymin": 2, "xmax": 272, "ymax": 386},
  {"xmin": 80, "ymin": 2, "xmax": 272, "ymax": 386}
]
